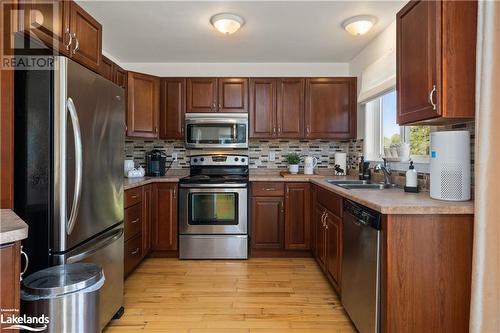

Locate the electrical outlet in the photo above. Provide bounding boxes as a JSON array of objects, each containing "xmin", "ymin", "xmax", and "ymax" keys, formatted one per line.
[
  {"xmin": 269, "ymin": 152, "xmax": 276, "ymax": 161},
  {"xmin": 172, "ymin": 153, "xmax": 178, "ymax": 161}
]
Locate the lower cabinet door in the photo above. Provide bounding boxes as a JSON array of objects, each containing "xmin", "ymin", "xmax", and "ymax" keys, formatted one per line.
[
  {"xmin": 0, "ymin": 242, "xmax": 21, "ymax": 330},
  {"xmin": 251, "ymin": 197, "xmax": 284, "ymax": 249},
  {"xmin": 326, "ymin": 211, "xmax": 342, "ymax": 290},
  {"xmin": 124, "ymin": 233, "xmax": 143, "ymax": 277},
  {"xmin": 152, "ymin": 183, "xmax": 178, "ymax": 251},
  {"xmin": 314, "ymin": 205, "xmax": 327, "ymax": 270},
  {"xmin": 284, "ymin": 183, "xmax": 311, "ymax": 250}
]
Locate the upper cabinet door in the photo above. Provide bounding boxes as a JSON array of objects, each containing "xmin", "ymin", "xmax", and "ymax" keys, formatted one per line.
[
  {"xmin": 397, "ymin": 0, "xmax": 439, "ymax": 124},
  {"xmin": 99, "ymin": 55, "xmax": 113, "ymax": 81},
  {"xmin": 68, "ymin": 1, "xmax": 102, "ymax": 72},
  {"xmin": 127, "ymin": 72, "xmax": 160, "ymax": 138},
  {"xmin": 25, "ymin": 0, "xmax": 69, "ymax": 56},
  {"xmin": 187, "ymin": 78, "xmax": 217, "ymax": 113},
  {"xmin": 218, "ymin": 78, "xmax": 248, "ymax": 113},
  {"xmin": 305, "ymin": 78, "xmax": 357, "ymax": 139},
  {"xmin": 113, "ymin": 65, "xmax": 127, "ymax": 89},
  {"xmin": 160, "ymin": 78, "xmax": 185, "ymax": 139},
  {"xmin": 277, "ymin": 78, "xmax": 304, "ymax": 138},
  {"xmin": 249, "ymin": 78, "xmax": 277, "ymax": 138}
]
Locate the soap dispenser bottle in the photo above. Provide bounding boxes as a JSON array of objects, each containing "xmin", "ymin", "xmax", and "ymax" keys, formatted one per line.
[{"xmin": 405, "ymin": 161, "xmax": 418, "ymax": 192}]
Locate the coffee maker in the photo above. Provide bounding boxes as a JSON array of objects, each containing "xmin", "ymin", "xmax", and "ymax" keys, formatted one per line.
[{"xmin": 146, "ymin": 150, "xmax": 167, "ymax": 176}]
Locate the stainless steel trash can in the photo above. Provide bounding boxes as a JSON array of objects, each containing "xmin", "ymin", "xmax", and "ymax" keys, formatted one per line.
[{"xmin": 21, "ymin": 263, "xmax": 105, "ymax": 333}]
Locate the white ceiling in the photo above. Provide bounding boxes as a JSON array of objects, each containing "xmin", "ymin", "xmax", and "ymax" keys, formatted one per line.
[{"xmin": 78, "ymin": 1, "xmax": 406, "ymax": 63}]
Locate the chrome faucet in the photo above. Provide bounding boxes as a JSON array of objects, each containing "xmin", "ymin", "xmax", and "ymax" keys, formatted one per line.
[{"xmin": 375, "ymin": 158, "xmax": 392, "ymax": 187}]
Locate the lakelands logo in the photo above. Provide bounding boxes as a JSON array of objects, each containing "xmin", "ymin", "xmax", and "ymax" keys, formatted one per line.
[{"xmin": 1, "ymin": 314, "xmax": 49, "ymax": 331}]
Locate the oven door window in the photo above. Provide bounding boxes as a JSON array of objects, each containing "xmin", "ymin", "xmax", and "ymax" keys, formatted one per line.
[
  {"xmin": 186, "ymin": 124, "xmax": 246, "ymax": 144},
  {"xmin": 189, "ymin": 193, "xmax": 238, "ymax": 225}
]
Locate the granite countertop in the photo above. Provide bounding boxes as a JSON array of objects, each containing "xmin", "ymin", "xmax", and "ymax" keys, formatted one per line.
[
  {"xmin": 0, "ymin": 210, "xmax": 29, "ymax": 245},
  {"xmin": 249, "ymin": 169, "xmax": 474, "ymax": 215},
  {"xmin": 124, "ymin": 168, "xmax": 474, "ymax": 215},
  {"xmin": 124, "ymin": 169, "xmax": 189, "ymax": 190}
]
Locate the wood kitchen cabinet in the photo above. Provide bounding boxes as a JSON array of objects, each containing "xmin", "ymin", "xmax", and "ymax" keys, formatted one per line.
[
  {"xmin": 0, "ymin": 242, "xmax": 21, "ymax": 331},
  {"xmin": 251, "ymin": 197, "xmax": 284, "ymax": 249},
  {"xmin": 305, "ymin": 78, "xmax": 357, "ymax": 139},
  {"xmin": 312, "ymin": 185, "xmax": 343, "ymax": 293},
  {"xmin": 249, "ymin": 78, "xmax": 277, "ymax": 138},
  {"xmin": 396, "ymin": 0, "xmax": 477, "ymax": 125},
  {"xmin": 113, "ymin": 64, "xmax": 127, "ymax": 89},
  {"xmin": 160, "ymin": 78, "xmax": 185, "ymax": 139},
  {"xmin": 126, "ymin": 72, "xmax": 160, "ymax": 138},
  {"xmin": 251, "ymin": 182, "xmax": 311, "ymax": 254},
  {"xmin": 20, "ymin": 0, "xmax": 102, "ymax": 71},
  {"xmin": 152, "ymin": 183, "xmax": 178, "ymax": 251},
  {"xmin": 284, "ymin": 182, "xmax": 310, "ymax": 250},
  {"xmin": 100, "ymin": 55, "xmax": 114, "ymax": 81},
  {"xmin": 187, "ymin": 78, "xmax": 248, "ymax": 113},
  {"xmin": 187, "ymin": 78, "xmax": 218, "ymax": 112},
  {"xmin": 249, "ymin": 78, "xmax": 304, "ymax": 139},
  {"xmin": 277, "ymin": 78, "xmax": 304, "ymax": 138},
  {"xmin": 142, "ymin": 184, "xmax": 152, "ymax": 258}
]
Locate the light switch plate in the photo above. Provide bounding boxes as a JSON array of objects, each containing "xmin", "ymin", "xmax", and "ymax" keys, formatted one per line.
[
  {"xmin": 269, "ymin": 152, "xmax": 276, "ymax": 161},
  {"xmin": 172, "ymin": 153, "xmax": 178, "ymax": 161}
]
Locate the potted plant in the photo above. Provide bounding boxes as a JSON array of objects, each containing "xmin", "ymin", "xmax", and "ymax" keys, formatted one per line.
[{"xmin": 285, "ymin": 153, "xmax": 302, "ymax": 174}]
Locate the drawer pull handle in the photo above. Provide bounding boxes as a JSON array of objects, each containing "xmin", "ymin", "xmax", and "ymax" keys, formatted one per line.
[
  {"xmin": 131, "ymin": 248, "xmax": 140, "ymax": 255},
  {"xmin": 264, "ymin": 188, "xmax": 276, "ymax": 191},
  {"xmin": 20, "ymin": 246, "xmax": 29, "ymax": 281},
  {"xmin": 131, "ymin": 195, "xmax": 138, "ymax": 199},
  {"xmin": 131, "ymin": 218, "xmax": 140, "ymax": 224}
]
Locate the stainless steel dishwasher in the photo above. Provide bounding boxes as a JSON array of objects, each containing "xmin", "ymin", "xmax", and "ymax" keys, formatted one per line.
[{"xmin": 341, "ymin": 200, "xmax": 382, "ymax": 333}]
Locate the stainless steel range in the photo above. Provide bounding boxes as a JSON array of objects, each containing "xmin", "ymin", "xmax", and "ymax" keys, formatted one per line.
[{"xmin": 178, "ymin": 154, "xmax": 249, "ymax": 259}]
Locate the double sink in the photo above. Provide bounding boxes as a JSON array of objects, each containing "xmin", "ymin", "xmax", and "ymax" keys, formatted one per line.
[{"xmin": 327, "ymin": 179, "xmax": 393, "ymax": 190}]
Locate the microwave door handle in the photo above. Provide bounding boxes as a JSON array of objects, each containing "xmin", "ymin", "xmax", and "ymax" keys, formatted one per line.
[{"xmin": 66, "ymin": 97, "xmax": 83, "ymax": 235}]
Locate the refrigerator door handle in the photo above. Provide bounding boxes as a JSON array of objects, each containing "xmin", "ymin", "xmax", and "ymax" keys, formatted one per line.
[
  {"xmin": 66, "ymin": 97, "xmax": 83, "ymax": 235},
  {"xmin": 66, "ymin": 227, "xmax": 124, "ymax": 263}
]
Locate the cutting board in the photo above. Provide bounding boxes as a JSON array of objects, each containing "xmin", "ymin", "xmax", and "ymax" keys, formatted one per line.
[{"xmin": 279, "ymin": 171, "xmax": 324, "ymax": 178}]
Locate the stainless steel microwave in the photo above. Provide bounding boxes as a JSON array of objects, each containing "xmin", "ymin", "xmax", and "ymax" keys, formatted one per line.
[{"xmin": 185, "ymin": 113, "xmax": 248, "ymax": 149}]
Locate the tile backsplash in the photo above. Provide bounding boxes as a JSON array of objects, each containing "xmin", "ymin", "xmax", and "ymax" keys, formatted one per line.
[{"xmin": 124, "ymin": 138, "xmax": 361, "ymax": 171}]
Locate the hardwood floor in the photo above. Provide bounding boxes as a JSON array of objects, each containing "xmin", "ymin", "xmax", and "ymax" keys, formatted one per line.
[{"xmin": 104, "ymin": 258, "xmax": 356, "ymax": 333}]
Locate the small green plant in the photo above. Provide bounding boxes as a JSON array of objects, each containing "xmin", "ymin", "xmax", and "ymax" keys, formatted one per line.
[{"xmin": 284, "ymin": 152, "xmax": 301, "ymax": 165}]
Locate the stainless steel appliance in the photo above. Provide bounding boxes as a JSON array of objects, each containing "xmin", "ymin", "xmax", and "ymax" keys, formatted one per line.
[
  {"xmin": 185, "ymin": 113, "xmax": 248, "ymax": 149},
  {"xmin": 179, "ymin": 154, "xmax": 249, "ymax": 259},
  {"xmin": 146, "ymin": 149, "xmax": 167, "ymax": 176},
  {"xmin": 14, "ymin": 56, "xmax": 124, "ymax": 330},
  {"xmin": 341, "ymin": 200, "xmax": 382, "ymax": 333}
]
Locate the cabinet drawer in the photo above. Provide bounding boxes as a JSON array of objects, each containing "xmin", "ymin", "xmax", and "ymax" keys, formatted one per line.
[
  {"xmin": 124, "ymin": 233, "xmax": 142, "ymax": 277},
  {"xmin": 316, "ymin": 186, "xmax": 343, "ymax": 218},
  {"xmin": 124, "ymin": 203, "xmax": 142, "ymax": 241},
  {"xmin": 252, "ymin": 182, "xmax": 284, "ymax": 197},
  {"xmin": 125, "ymin": 187, "xmax": 142, "ymax": 208}
]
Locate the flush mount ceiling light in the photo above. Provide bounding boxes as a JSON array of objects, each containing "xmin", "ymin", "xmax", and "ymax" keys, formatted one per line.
[
  {"xmin": 210, "ymin": 13, "xmax": 245, "ymax": 34},
  {"xmin": 342, "ymin": 15, "xmax": 377, "ymax": 36}
]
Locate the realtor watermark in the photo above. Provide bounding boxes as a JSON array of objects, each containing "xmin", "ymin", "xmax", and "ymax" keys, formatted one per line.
[
  {"xmin": 1, "ymin": 1, "xmax": 61, "ymax": 70},
  {"xmin": 1, "ymin": 309, "xmax": 49, "ymax": 331}
]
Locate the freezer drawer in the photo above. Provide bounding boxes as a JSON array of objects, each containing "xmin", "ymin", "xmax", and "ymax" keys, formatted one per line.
[{"xmin": 53, "ymin": 224, "xmax": 124, "ymax": 331}]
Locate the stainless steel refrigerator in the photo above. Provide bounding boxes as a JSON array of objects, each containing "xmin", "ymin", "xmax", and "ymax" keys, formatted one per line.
[{"xmin": 14, "ymin": 56, "xmax": 125, "ymax": 330}]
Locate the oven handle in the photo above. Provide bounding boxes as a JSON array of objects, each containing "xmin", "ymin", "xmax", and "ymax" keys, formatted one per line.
[{"xmin": 179, "ymin": 183, "xmax": 248, "ymax": 188}]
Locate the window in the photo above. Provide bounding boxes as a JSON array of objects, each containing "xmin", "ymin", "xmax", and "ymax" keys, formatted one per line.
[{"xmin": 364, "ymin": 90, "xmax": 430, "ymax": 164}]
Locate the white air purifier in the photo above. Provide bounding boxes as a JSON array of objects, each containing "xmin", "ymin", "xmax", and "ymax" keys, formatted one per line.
[{"xmin": 430, "ymin": 131, "xmax": 471, "ymax": 201}]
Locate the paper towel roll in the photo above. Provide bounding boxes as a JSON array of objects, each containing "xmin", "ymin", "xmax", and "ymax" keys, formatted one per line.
[{"xmin": 334, "ymin": 153, "xmax": 347, "ymax": 174}]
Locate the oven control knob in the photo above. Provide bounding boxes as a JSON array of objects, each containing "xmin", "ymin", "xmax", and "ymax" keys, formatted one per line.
[
  {"xmin": 200, "ymin": 157, "xmax": 205, "ymax": 162},
  {"xmin": 193, "ymin": 158, "xmax": 198, "ymax": 163},
  {"xmin": 234, "ymin": 157, "xmax": 239, "ymax": 162},
  {"xmin": 241, "ymin": 158, "xmax": 245, "ymax": 162}
]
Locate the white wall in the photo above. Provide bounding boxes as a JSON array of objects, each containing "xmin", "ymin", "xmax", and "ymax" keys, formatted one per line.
[
  {"xmin": 349, "ymin": 20, "xmax": 397, "ymax": 139},
  {"xmin": 116, "ymin": 62, "xmax": 350, "ymax": 77}
]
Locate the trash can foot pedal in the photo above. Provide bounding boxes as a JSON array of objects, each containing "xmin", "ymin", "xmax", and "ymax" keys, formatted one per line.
[{"xmin": 113, "ymin": 306, "xmax": 125, "ymax": 319}]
